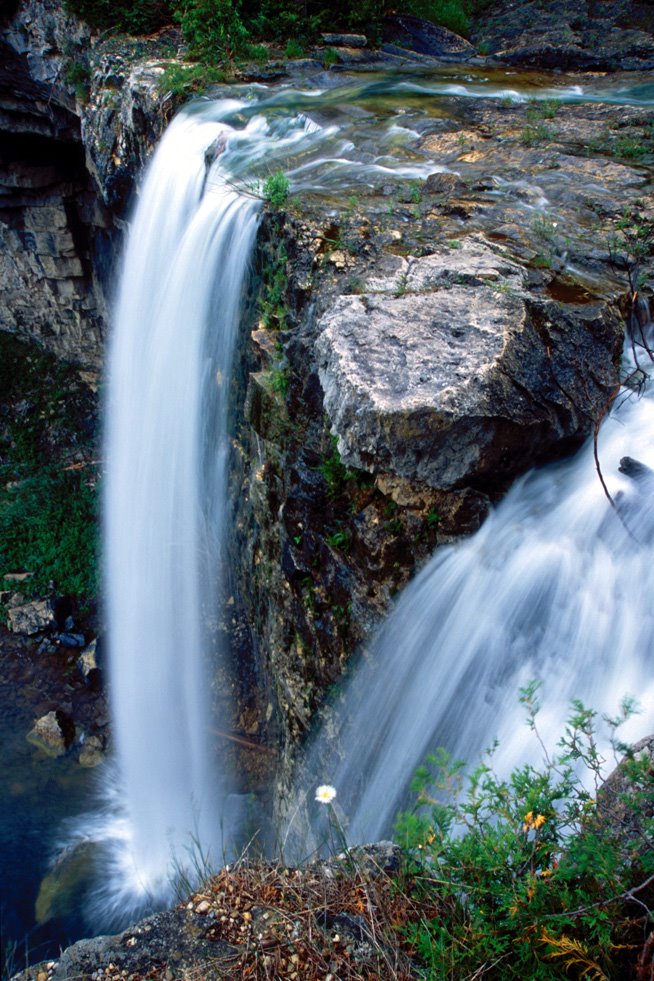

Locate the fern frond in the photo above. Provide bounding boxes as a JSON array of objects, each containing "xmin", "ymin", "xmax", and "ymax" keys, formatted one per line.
[{"xmin": 540, "ymin": 931, "xmax": 608, "ymax": 980}]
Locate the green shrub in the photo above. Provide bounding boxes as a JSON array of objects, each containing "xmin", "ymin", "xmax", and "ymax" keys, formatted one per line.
[
  {"xmin": 64, "ymin": 0, "xmax": 171, "ymax": 33},
  {"xmin": 262, "ymin": 171, "xmax": 291, "ymax": 208},
  {"xmin": 65, "ymin": 61, "xmax": 91, "ymax": 102},
  {"xmin": 173, "ymin": 0, "xmax": 250, "ymax": 64},
  {"xmin": 258, "ymin": 226, "xmax": 289, "ymax": 330},
  {"xmin": 0, "ymin": 334, "xmax": 98, "ymax": 603},
  {"xmin": 284, "ymin": 38, "xmax": 305, "ymax": 58},
  {"xmin": 404, "ymin": 0, "xmax": 470, "ymax": 36},
  {"xmin": 0, "ymin": 467, "xmax": 98, "ymax": 600},
  {"xmin": 396, "ymin": 685, "xmax": 653, "ymax": 980}
]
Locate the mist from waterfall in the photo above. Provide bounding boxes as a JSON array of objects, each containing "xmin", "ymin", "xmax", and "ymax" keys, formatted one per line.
[{"xmin": 295, "ymin": 342, "xmax": 654, "ymax": 846}]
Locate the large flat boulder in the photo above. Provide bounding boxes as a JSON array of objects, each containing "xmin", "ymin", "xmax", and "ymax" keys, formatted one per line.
[{"xmin": 317, "ymin": 243, "xmax": 622, "ymax": 491}]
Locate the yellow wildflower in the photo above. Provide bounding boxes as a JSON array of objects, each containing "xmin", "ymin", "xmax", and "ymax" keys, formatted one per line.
[{"xmin": 523, "ymin": 811, "xmax": 546, "ymax": 832}]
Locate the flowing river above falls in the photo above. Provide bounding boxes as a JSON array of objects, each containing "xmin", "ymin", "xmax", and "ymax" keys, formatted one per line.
[{"xmin": 2, "ymin": 64, "xmax": 654, "ymax": 972}]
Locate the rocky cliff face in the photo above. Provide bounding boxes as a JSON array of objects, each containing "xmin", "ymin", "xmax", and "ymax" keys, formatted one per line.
[
  {"xmin": 0, "ymin": 0, "xmax": 173, "ymax": 366},
  {"xmin": 230, "ymin": 85, "xmax": 652, "ymax": 809}
]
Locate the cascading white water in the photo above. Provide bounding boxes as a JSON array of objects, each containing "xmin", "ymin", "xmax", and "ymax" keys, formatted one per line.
[
  {"xmin": 100, "ymin": 107, "xmax": 262, "ymax": 918},
  {"xmin": 298, "ymin": 341, "xmax": 654, "ymax": 845},
  {"xmin": 73, "ymin": 78, "xmax": 455, "ymax": 929},
  {"xmin": 65, "ymin": 71, "xmax": 654, "ymax": 923}
]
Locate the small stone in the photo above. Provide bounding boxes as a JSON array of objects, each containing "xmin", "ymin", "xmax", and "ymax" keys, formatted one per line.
[
  {"xmin": 196, "ymin": 899, "xmax": 211, "ymax": 914},
  {"xmin": 8, "ymin": 597, "xmax": 56, "ymax": 635},
  {"xmin": 59, "ymin": 632, "xmax": 86, "ymax": 648},
  {"xmin": 79, "ymin": 735, "xmax": 105, "ymax": 767},
  {"xmin": 77, "ymin": 641, "xmax": 97, "ymax": 674},
  {"xmin": 27, "ymin": 710, "xmax": 75, "ymax": 757},
  {"xmin": 328, "ymin": 250, "xmax": 347, "ymax": 268}
]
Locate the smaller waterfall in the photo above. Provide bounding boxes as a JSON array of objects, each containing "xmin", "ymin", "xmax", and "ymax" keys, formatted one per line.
[{"xmin": 295, "ymin": 345, "xmax": 654, "ymax": 847}]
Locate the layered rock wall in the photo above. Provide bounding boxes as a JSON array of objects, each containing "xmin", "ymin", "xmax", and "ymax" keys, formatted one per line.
[{"xmin": 0, "ymin": 0, "xmax": 172, "ymax": 366}]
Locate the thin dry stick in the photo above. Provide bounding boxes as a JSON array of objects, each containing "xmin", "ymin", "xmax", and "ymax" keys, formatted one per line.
[
  {"xmin": 636, "ymin": 929, "xmax": 654, "ymax": 981},
  {"xmin": 593, "ymin": 386, "xmax": 639, "ymax": 542}
]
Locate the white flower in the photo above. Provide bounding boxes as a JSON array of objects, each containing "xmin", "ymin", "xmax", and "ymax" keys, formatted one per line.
[{"xmin": 315, "ymin": 784, "xmax": 337, "ymax": 804}]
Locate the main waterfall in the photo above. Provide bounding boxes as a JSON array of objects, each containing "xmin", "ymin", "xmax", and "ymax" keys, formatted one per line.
[{"xmin": 100, "ymin": 107, "xmax": 262, "ymax": 919}]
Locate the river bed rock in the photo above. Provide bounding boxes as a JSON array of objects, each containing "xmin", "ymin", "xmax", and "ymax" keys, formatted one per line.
[
  {"xmin": 26, "ymin": 708, "xmax": 75, "ymax": 756},
  {"xmin": 7, "ymin": 597, "xmax": 57, "ymax": 635}
]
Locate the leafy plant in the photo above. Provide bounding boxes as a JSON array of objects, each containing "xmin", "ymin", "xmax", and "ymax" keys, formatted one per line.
[
  {"xmin": 173, "ymin": 0, "xmax": 250, "ymax": 64},
  {"xmin": 270, "ymin": 365, "xmax": 289, "ymax": 396},
  {"xmin": 532, "ymin": 212, "xmax": 559, "ymax": 242},
  {"xmin": 326, "ymin": 527, "xmax": 352, "ymax": 552},
  {"xmin": 284, "ymin": 38, "xmax": 305, "ymax": 58},
  {"xmin": 403, "ymin": 0, "xmax": 470, "ymax": 36},
  {"xmin": 258, "ymin": 230, "xmax": 289, "ymax": 329},
  {"xmin": 396, "ymin": 686, "xmax": 654, "ymax": 980},
  {"xmin": 158, "ymin": 62, "xmax": 228, "ymax": 96},
  {"xmin": 520, "ymin": 121, "xmax": 555, "ymax": 146},
  {"xmin": 262, "ymin": 171, "xmax": 290, "ymax": 209},
  {"xmin": 0, "ymin": 334, "xmax": 98, "ymax": 603},
  {"xmin": 65, "ymin": 61, "xmax": 91, "ymax": 102},
  {"xmin": 322, "ymin": 46, "xmax": 339, "ymax": 66},
  {"xmin": 526, "ymin": 98, "xmax": 561, "ymax": 122},
  {"xmin": 64, "ymin": 0, "xmax": 171, "ymax": 33}
]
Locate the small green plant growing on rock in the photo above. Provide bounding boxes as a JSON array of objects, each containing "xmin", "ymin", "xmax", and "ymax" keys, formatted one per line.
[
  {"xmin": 520, "ymin": 121, "xmax": 555, "ymax": 146},
  {"xmin": 396, "ymin": 685, "xmax": 654, "ymax": 980},
  {"xmin": 262, "ymin": 171, "xmax": 290, "ymax": 209},
  {"xmin": 0, "ymin": 333, "xmax": 98, "ymax": 603},
  {"xmin": 159, "ymin": 62, "xmax": 229, "ymax": 96},
  {"xmin": 318, "ymin": 434, "xmax": 374, "ymax": 500},
  {"xmin": 284, "ymin": 38, "xmax": 305, "ymax": 59},
  {"xmin": 526, "ymin": 98, "xmax": 561, "ymax": 122},
  {"xmin": 326, "ymin": 527, "xmax": 352, "ymax": 552},
  {"xmin": 65, "ymin": 61, "xmax": 91, "ymax": 103},
  {"xmin": 532, "ymin": 212, "xmax": 558, "ymax": 243},
  {"xmin": 322, "ymin": 46, "xmax": 339, "ymax": 67},
  {"xmin": 258, "ymin": 234, "xmax": 289, "ymax": 329}
]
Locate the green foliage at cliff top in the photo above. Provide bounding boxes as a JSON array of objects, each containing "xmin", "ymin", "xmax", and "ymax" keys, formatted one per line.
[
  {"xmin": 0, "ymin": 333, "xmax": 99, "ymax": 603},
  {"xmin": 63, "ymin": 0, "xmax": 499, "ymax": 57}
]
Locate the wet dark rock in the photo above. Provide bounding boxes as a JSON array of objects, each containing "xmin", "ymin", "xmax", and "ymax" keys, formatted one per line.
[
  {"xmin": 476, "ymin": 0, "xmax": 654, "ymax": 71},
  {"xmin": 77, "ymin": 733, "xmax": 105, "ymax": 767},
  {"xmin": 619, "ymin": 456, "xmax": 654, "ymax": 481},
  {"xmin": 321, "ymin": 33, "xmax": 367, "ymax": 48},
  {"xmin": 26, "ymin": 708, "xmax": 75, "ymax": 757},
  {"xmin": 58, "ymin": 631, "xmax": 86, "ymax": 648},
  {"xmin": 317, "ymin": 250, "xmax": 621, "ymax": 492},
  {"xmin": 597, "ymin": 734, "xmax": 654, "ymax": 840},
  {"xmin": 383, "ymin": 14, "xmax": 475, "ymax": 60}
]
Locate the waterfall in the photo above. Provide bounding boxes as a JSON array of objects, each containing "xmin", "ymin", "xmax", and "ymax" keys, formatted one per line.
[
  {"xmin": 298, "ymin": 345, "xmax": 654, "ymax": 846},
  {"xmin": 98, "ymin": 107, "xmax": 262, "ymax": 922}
]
